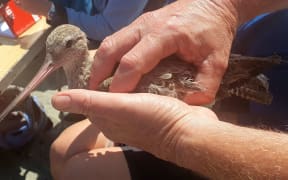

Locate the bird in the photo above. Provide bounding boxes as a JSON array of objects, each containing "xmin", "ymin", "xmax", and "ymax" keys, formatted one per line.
[{"xmin": 0, "ymin": 24, "xmax": 282, "ymax": 122}]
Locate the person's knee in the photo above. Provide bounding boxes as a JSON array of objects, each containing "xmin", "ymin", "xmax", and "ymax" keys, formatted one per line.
[
  {"xmin": 49, "ymin": 119, "xmax": 109, "ymax": 179},
  {"xmin": 50, "ymin": 119, "xmax": 95, "ymax": 162},
  {"xmin": 50, "ymin": 133, "xmax": 66, "ymax": 161},
  {"xmin": 49, "ymin": 123, "xmax": 81, "ymax": 179},
  {"xmin": 50, "ymin": 133, "xmax": 69, "ymax": 179},
  {"xmin": 50, "ymin": 125, "xmax": 77, "ymax": 166}
]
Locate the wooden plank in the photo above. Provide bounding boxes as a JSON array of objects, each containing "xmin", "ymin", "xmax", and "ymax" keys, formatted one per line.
[{"xmin": 0, "ymin": 18, "xmax": 51, "ymax": 93}]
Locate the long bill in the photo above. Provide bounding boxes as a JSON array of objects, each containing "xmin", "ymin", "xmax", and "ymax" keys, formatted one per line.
[{"xmin": 0, "ymin": 56, "xmax": 60, "ymax": 123}]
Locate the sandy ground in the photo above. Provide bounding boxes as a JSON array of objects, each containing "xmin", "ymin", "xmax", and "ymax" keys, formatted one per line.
[{"xmin": 0, "ymin": 50, "xmax": 72, "ymax": 180}]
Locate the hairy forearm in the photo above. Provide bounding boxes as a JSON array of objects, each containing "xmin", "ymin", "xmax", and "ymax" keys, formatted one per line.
[{"xmin": 175, "ymin": 120, "xmax": 288, "ymax": 179}]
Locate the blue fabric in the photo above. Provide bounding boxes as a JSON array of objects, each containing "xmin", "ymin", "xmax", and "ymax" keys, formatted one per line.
[
  {"xmin": 49, "ymin": 0, "xmax": 174, "ymax": 41},
  {"xmin": 0, "ymin": 112, "xmax": 33, "ymax": 149},
  {"xmin": 232, "ymin": 9, "xmax": 288, "ymax": 130},
  {"xmin": 67, "ymin": 0, "xmax": 150, "ymax": 41},
  {"xmin": 66, "ymin": 0, "xmax": 151, "ymax": 40},
  {"xmin": 51, "ymin": 0, "xmax": 107, "ymax": 15},
  {"xmin": 4, "ymin": 112, "xmax": 33, "ymax": 149},
  {"xmin": 0, "ymin": 93, "xmax": 51, "ymax": 150}
]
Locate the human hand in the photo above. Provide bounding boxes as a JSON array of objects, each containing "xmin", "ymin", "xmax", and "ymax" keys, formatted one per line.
[
  {"xmin": 89, "ymin": 0, "xmax": 238, "ymax": 105},
  {"xmin": 52, "ymin": 89, "xmax": 219, "ymax": 159}
]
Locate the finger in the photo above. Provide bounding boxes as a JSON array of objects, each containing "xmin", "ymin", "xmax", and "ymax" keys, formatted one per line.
[
  {"xmin": 52, "ymin": 89, "xmax": 139, "ymax": 119},
  {"xmin": 52, "ymin": 89, "xmax": 184, "ymax": 121},
  {"xmin": 109, "ymin": 33, "xmax": 177, "ymax": 92},
  {"xmin": 183, "ymin": 53, "xmax": 228, "ymax": 105},
  {"xmin": 88, "ymin": 26, "xmax": 141, "ymax": 90}
]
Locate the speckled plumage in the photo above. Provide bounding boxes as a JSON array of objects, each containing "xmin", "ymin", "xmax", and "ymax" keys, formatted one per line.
[{"xmin": 100, "ymin": 54, "xmax": 281, "ymax": 105}]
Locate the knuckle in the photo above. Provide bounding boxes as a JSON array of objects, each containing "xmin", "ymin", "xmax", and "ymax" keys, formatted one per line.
[
  {"xmin": 215, "ymin": 60, "xmax": 228, "ymax": 72},
  {"xmin": 165, "ymin": 17, "xmax": 187, "ymax": 38},
  {"xmin": 121, "ymin": 53, "xmax": 142, "ymax": 73},
  {"xmin": 165, "ymin": 20, "xmax": 180, "ymax": 32},
  {"xmin": 97, "ymin": 36, "xmax": 114, "ymax": 57},
  {"xmin": 145, "ymin": 33, "xmax": 161, "ymax": 44},
  {"xmin": 164, "ymin": 20, "xmax": 193, "ymax": 53},
  {"xmin": 213, "ymin": 55, "xmax": 229, "ymax": 73},
  {"xmin": 137, "ymin": 11, "xmax": 157, "ymax": 24}
]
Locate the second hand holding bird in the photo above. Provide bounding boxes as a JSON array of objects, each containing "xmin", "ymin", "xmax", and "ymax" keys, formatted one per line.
[{"xmin": 0, "ymin": 24, "xmax": 281, "ymax": 123}]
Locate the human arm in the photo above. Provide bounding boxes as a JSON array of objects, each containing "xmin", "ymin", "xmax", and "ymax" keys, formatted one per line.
[
  {"xmin": 14, "ymin": 0, "xmax": 51, "ymax": 16},
  {"xmin": 175, "ymin": 117, "xmax": 288, "ymax": 179},
  {"xmin": 67, "ymin": 0, "xmax": 149, "ymax": 41},
  {"xmin": 89, "ymin": 0, "xmax": 288, "ymax": 105},
  {"xmin": 52, "ymin": 89, "xmax": 288, "ymax": 179}
]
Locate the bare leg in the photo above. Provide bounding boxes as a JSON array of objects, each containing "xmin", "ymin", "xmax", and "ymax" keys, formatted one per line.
[{"xmin": 50, "ymin": 119, "xmax": 116, "ymax": 179}]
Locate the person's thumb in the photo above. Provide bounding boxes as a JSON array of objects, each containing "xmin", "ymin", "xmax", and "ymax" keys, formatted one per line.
[
  {"xmin": 51, "ymin": 89, "xmax": 147, "ymax": 120},
  {"xmin": 51, "ymin": 89, "xmax": 119, "ymax": 117}
]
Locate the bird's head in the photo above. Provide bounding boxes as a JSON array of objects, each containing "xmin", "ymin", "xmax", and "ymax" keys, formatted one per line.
[
  {"xmin": 45, "ymin": 24, "xmax": 89, "ymax": 68},
  {"xmin": 0, "ymin": 24, "xmax": 90, "ymax": 122}
]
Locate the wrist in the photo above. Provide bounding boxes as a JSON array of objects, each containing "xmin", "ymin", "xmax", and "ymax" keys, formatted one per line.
[
  {"xmin": 207, "ymin": 0, "xmax": 239, "ymax": 40},
  {"xmin": 173, "ymin": 116, "xmax": 221, "ymax": 174},
  {"xmin": 154, "ymin": 107, "xmax": 220, "ymax": 171}
]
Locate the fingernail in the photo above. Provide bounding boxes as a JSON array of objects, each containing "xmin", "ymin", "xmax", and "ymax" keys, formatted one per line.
[{"xmin": 53, "ymin": 95, "xmax": 71, "ymax": 110}]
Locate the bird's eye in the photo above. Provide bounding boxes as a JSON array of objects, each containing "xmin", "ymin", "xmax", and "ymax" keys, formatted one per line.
[{"xmin": 65, "ymin": 40, "xmax": 74, "ymax": 48}]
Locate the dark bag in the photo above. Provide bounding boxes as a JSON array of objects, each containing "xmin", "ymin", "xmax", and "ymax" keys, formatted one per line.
[{"xmin": 0, "ymin": 85, "xmax": 52, "ymax": 150}]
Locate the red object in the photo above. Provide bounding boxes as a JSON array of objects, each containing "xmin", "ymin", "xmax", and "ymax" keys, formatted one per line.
[{"xmin": 0, "ymin": 0, "xmax": 40, "ymax": 38}]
